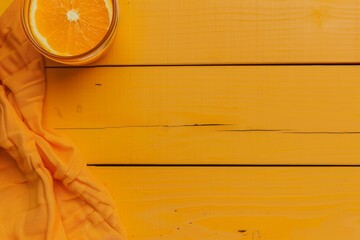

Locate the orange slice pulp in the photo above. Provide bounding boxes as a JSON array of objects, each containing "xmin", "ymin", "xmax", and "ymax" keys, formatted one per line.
[{"xmin": 29, "ymin": 0, "xmax": 113, "ymax": 56}]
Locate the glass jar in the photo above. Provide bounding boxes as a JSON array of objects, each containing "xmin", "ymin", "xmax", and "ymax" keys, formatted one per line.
[{"xmin": 21, "ymin": 0, "xmax": 119, "ymax": 65}]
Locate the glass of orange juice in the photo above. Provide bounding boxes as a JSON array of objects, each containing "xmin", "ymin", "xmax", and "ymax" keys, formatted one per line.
[{"xmin": 21, "ymin": 0, "xmax": 119, "ymax": 65}]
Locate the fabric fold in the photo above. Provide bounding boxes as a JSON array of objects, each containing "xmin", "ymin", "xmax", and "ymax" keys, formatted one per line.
[{"xmin": 0, "ymin": 1, "xmax": 126, "ymax": 239}]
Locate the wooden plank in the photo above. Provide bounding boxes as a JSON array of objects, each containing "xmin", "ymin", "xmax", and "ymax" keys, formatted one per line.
[
  {"xmin": 45, "ymin": 66, "xmax": 360, "ymax": 164},
  {"xmin": 45, "ymin": 66, "xmax": 360, "ymax": 131},
  {"xmin": 44, "ymin": 0, "xmax": 360, "ymax": 66},
  {"xmin": 62, "ymin": 127, "xmax": 360, "ymax": 165},
  {"xmin": 90, "ymin": 166, "xmax": 360, "ymax": 239}
]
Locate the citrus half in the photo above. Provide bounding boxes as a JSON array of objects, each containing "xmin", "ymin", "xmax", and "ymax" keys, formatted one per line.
[{"xmin": 29, "ymin": 0, "xmax": 113, "ymax": 56}]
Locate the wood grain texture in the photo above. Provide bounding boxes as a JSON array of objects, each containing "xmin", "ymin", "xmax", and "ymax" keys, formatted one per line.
[
  {"xmin": 45, "ymin": 66, "xmax": 360, "ymax": 164},
  {"xmin": 90, "ymin": 166, "xmax": 360, "ymax": 239},
  {"xmin": 60, "ymin": 127, "xmax": 360, "ymax": 165},
  {"xmin": 45, "ymin": 66, "xmax": 360, "ymax": 131},
  {"xmin": 45, "ymin": 0, "xmax": 360, "ymax": 66}
]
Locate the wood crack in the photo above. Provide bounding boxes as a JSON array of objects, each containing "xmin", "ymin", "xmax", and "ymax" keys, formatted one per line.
[
  {"xmin": 221, "ymin": 129, "xmax": 360, "ymax": 134},
  {"xmin": 55, "ymin": 123, "xmax": 232, "ymax": 130},
  {"xmin": 221, "ymin": 129, "xmax": 285, "ymax": 132},
  {"xmin": 56, "ymin": 125, "xmax": 360, "ymax": 135},
  {"xmin": 283, "ymin": 131, "xmax": 360, "ymax": 134}
]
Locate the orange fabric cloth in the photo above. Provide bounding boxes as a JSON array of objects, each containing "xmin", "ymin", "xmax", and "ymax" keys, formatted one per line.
[{"xmin": 0, "ymin": 1, "xmax": 126, "ymax": 239}]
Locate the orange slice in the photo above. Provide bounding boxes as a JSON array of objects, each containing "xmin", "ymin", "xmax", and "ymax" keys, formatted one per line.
[{"xmin": 29, "ymin": 0, "xmax": 113, "ymax": 56}]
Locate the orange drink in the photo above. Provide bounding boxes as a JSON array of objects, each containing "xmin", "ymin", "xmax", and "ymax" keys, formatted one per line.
[{"xmin": 21, "ymin": 0, "xmax": 119, "ymax": 65}]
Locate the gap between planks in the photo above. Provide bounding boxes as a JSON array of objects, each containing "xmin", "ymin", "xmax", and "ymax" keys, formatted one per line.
[
  {"xmin": 57, "ymin": 126, "xmax": 360, "ymax": 134},
  {"xmin": 46, "ymin": 62, "xmax": 360, "ymax": 69},
  {"xmin": 87, "ymin": 164, "xmax": 360, "ymax": 167}
]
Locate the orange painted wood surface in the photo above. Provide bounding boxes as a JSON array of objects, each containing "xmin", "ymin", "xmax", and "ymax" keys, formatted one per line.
[
  {"xmin": 91, "ymin": 167, "xmax": 360, "ymax": 240},
  {"xmin": 43, "ymin": 0, "xmax": 360, "ymax": 65},
  {"xmin": 45, "ymin": 66, "xmax": 360, "ymax": 165}
]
